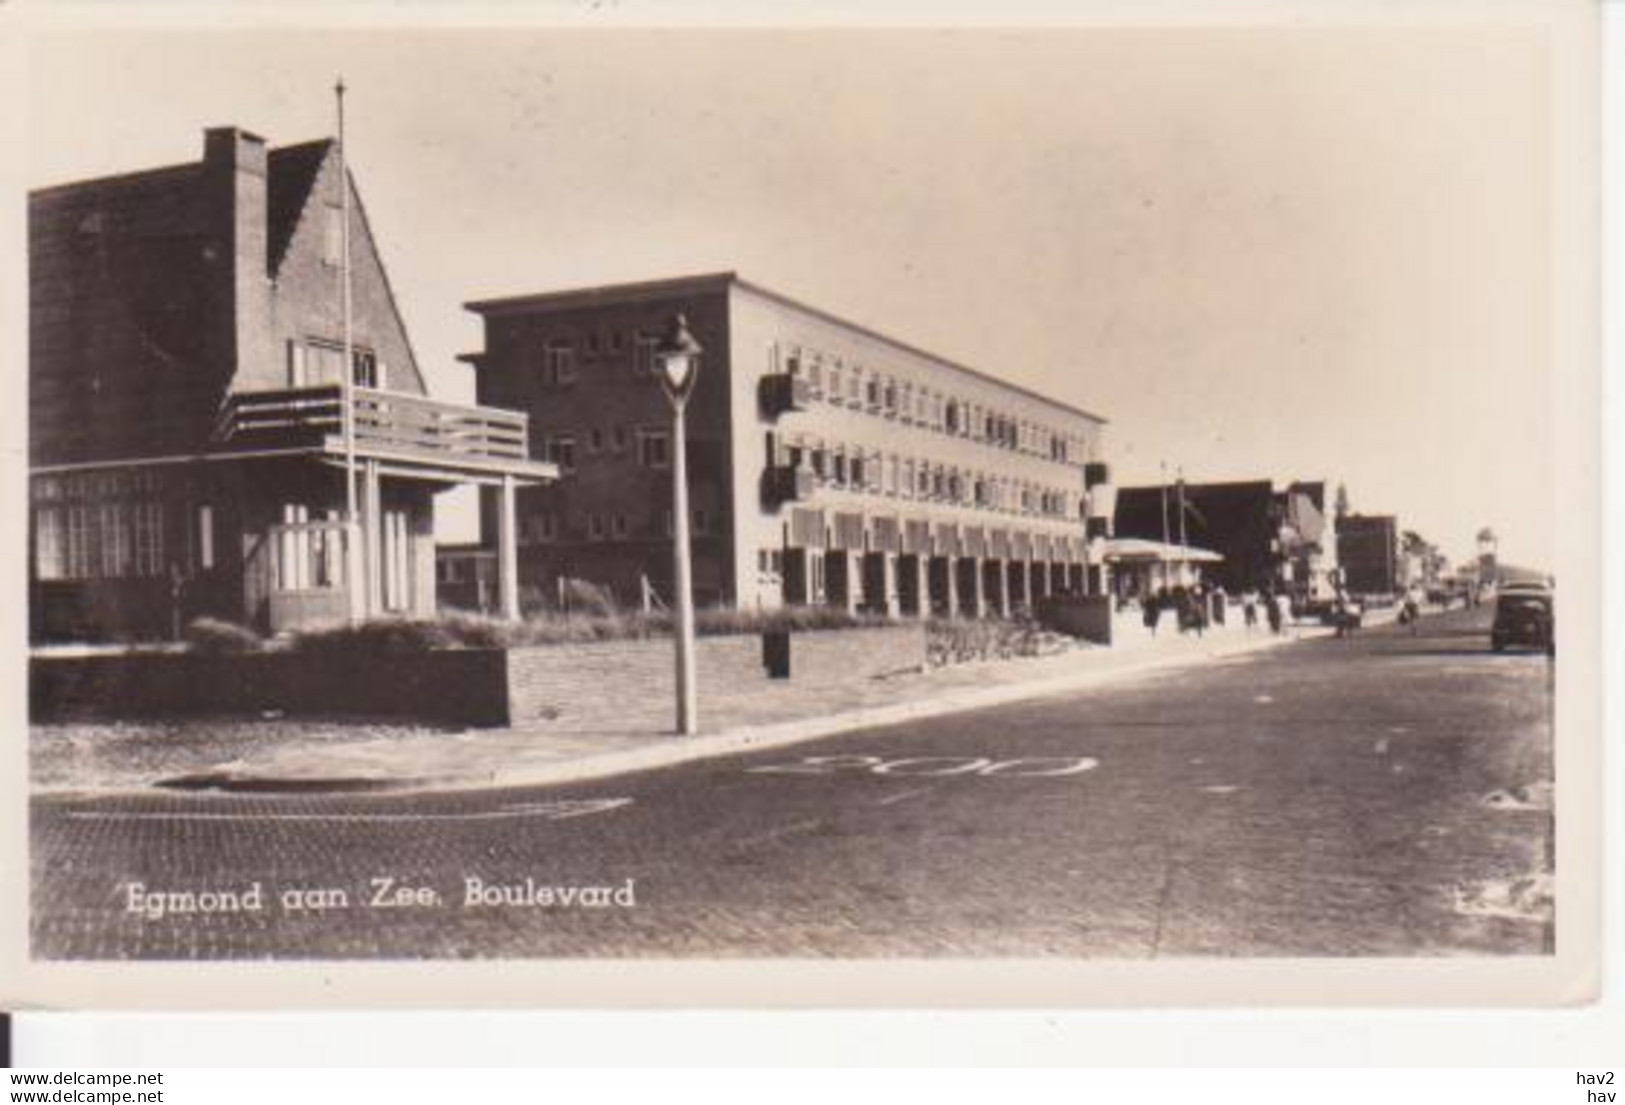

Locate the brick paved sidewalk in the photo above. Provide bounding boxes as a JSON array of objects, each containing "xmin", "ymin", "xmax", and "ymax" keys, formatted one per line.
[{"xmin": 32, "ymin": 617, "xmax": 1336, "ymax": 795}]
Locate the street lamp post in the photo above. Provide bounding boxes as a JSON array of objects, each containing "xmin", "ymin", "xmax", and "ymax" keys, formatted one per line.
[{"xmin": 655, "ymin": 314, "xmax": 703, "ymax": 736}]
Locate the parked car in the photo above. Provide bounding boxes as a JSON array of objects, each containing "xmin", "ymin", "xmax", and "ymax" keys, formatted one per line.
[{"xmin": 1490, "ymin": 587, "xmax": 1554, "ymax": 655}]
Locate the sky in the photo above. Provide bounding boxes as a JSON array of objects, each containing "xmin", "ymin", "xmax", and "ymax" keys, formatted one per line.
[{"xmin": 20, "ymin": 20, "xmax": 1562, "ymax": 568}]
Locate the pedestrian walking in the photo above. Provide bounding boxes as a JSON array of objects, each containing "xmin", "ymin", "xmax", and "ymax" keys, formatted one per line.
[
  {"xmin": 1243, "ymin": 590, "xmax": 1258, "ymax": 631},
  {"xmin": 1211, "ymin": 585, "xmax": 1228, "ymax": 627},
  {"xmin": 1177, "ymin": 587, "xmax": 1204, "ymax": 637},
  {"xmin": 1333, "ymin": 589, "xmax": 1359, "ymax": 640},
  {"xmin": 1402, "ymin": 583, "xmax": 1423, "ymax": 636},
  {"xmin": 1263, "ymin": 587, "xmax": 1283, "ymax": 635},
  {"xmin": 1143, "ymin": 591, "xmax": 1163, "ymax": 637}
]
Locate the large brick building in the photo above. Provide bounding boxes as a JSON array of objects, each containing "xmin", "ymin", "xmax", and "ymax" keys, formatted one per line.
[
  {"xmin": 461, "ymin": 273, "xmax": 1112, "ymax": 616},
  {"xmin": 28, "ymin": 126, "xmax": 552, "ymax": 641},
  {"xmin": 1337, "ymin": 513, "xmax": 1401, "ymax": 596},
  {"xmin": 1112, "ymin": 478, "xmax": 1337, "ymax": 599}
]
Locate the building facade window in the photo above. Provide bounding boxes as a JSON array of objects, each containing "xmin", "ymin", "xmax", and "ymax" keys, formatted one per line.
[
  {"xmin": 133, "ymin": 500, "xmax": 163, "ymax": 577},
  {"xmin": 34, "ymin": 470, "xmax": 169, "ymax": 582},
  {"xmin": 546, "ymin": 434, "xmax": 578, "ymax": 472},
  {"xmin": 289, "ymin": 338, "xmax": 384, "ymax": 390},
  {"xmin": 544, "ymin": 343, "xmax": 577, "ymax": 386},
  {"xmin": 633, "ymin": 333, "xmax": 658, "ymax": 376},
  {"xmin": 637, "ymin": 428, "xmax": 670, "ymax": 469},
  {"xmin": 34, "ymin": 505, "xmax": 65, "ymax": 580}
]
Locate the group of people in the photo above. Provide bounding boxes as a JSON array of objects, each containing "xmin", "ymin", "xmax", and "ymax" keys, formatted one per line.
[
  {"xmin": 1139, "ymin": 584, "xmax": 1228, "ymax": 638},
  {"xmin": 1241, "ymin": 586, "xmax": 1292, "ymax": 636},
  {"xmin": 1129, "ymin": 578, "xmax": 1432, "ymax": 642}
]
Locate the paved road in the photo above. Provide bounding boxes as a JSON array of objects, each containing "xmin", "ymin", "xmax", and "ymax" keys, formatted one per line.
[{"xmin": 31, "ymin": 606, "xmax": 1554, "ymax": 959}]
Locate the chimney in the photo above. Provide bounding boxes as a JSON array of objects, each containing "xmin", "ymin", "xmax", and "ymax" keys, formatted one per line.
[{"xmin": 201, "ymin": 127, "xmax": 274, "ymax": 392}]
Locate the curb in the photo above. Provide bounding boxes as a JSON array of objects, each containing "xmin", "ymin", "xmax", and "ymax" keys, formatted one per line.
[{"xmin": 182, "ymin": 624, "xmax": 1331, "ymax": 797}]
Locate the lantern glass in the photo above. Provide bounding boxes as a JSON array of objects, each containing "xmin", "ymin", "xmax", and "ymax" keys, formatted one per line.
[{"xmin": 661, "ymin": 351, "xmax": 695, "ymax": 393}]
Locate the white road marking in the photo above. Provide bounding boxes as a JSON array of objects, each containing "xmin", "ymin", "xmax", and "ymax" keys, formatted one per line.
[
  {"xmin": 875, "ymin": 786, "xmax": 934, "ymax": 807},
  {"xmin": 871, "ymin": 757, "xmax": 991, "ymax": 777},
  {"xmin": 1253, "ymin": 694, "xmax": 1274, "ymax": 704},
  {"xmin": 65, "ymin": 798, "xmax": 633, "ymax": 825},
  {"xmin": 748, "ymin": 754, "xmax": 1099, "ymax": 779},
  {"xmin": 1374, "ymin": 738, "xmax": 1391, "ymax": 754},
  {"xmin": 1200, "ymin": 785, "xmax": 1239, "ymax": 794}
]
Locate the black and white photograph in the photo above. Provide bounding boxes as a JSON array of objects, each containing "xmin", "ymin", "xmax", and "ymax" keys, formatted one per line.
[{"xmin": 1, "ymin": 0, "xmax": 1601, "ymax": 1008}]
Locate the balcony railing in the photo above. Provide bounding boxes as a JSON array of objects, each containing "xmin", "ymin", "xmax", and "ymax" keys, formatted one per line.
[
  {"xmin": 213, "ymin": 385, "xmax": 533, "ymax": 469},
  {"xmin": 763, "ymin": 464, "xmax": 817, "ymax": 505}
]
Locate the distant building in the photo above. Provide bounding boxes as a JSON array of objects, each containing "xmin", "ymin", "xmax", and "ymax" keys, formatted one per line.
[
  {"xmin": 461, "ymin": 273, "xmax": 1113, "ymax": 616},
  {"xmin": 1112, "ymin": 478, "xmax": 1336, "ymax": 598},
  {"xmin": 28, "ymin": 127, "xmax": 552, "ymax": 642},
  {"xmin": 1337, "ymin": 513, "xmax": 1401, "ymax": 595}
]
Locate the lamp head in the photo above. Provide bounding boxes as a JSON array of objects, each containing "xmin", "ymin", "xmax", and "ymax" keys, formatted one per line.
[{"xmin": 655, "ymin": 313, "xmax": 703, "ymax": 403}]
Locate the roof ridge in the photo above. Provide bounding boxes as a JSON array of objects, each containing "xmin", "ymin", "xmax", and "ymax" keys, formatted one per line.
[
  {"xmin": 29, "ymin": 161, "xmax": 196, "ymax": 200},
  {"xmin": 267, "ymin": 138, "xmax": 335, "ymax": 276}
]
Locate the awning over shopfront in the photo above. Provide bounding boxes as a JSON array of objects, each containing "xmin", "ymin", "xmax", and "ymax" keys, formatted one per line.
[{"xmin": 1104, "ymin": 537, "xmax": 1224, "ymax": 565}]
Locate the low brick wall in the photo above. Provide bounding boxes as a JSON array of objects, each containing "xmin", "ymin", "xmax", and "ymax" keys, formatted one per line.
[
  {"xmin": 32, "ymin": 624, "xmax": 928, "ymax": 730},
  {"xmin": 30, "ymin": 649, "xmax": 511, "ymax": 727},
  {"xmin": 505, "ymin": 624, "xmax": 927, "ymax": 726},
  {"xmin": 1036, "ymin": 595, "xmax": 1114, "ymax": 645}
]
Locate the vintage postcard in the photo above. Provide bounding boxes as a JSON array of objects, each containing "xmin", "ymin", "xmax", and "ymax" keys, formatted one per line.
[{"xmin": 0, "ymin": 0, "xmax": 1602, "ymax": 1009}]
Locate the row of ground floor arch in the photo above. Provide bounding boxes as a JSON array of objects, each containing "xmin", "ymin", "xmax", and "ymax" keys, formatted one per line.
[{"xmin": 440, "ymin": 542, "xmax": 1103, "ymax": 622}]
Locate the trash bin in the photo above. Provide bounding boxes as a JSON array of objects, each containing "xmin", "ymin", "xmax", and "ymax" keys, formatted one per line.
[{"xmin": 763, "ymin": 630, "xmax": 791, "ymax": 679}]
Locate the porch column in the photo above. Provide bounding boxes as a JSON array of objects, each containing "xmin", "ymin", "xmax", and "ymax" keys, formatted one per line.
[
  {"xmin": 498, "ymin": 473, "xmax": 520, "ymax": 621},
  {"xmin": 1018, "ymin": 559, "xmax": 1033, "ymax": 612},
  {"xmin": 832, "ymin": 551, "xmax": 859, "ymax": 613},
  {"xmin": 364, "ymin": 459, "xmax": 383, "ymax": 617}
]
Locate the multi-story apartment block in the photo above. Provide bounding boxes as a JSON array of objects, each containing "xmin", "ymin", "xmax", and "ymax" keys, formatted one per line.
[
  {"xmin": 462, "ymin": 273, "xmax": 1112, "ymax": 617},
  {"xmin": 28, "ymin": 126, "xmax": 552, "ymax": 641}
]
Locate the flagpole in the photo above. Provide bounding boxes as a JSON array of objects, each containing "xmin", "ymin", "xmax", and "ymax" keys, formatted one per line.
[
  {"xmin": 337, "ymin": 77, "xmax": 363, "ymax": 623},
  {"xmin": 1176, "ymin": 466, "xmax": 1189, "ymax": 584},
  {"xmin": 1159, "ymin": 461, "xmax": 1171, "ymax": 590}
]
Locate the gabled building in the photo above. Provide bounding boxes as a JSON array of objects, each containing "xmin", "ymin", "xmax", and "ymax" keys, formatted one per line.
[
  {"xmin": 28, "ymin": 126, "xmax": 552, "ymax": 642},
  {"xmin": 461, "ymin": 273, "xmax": 1112, "ymax": 617},
  {"xmin": 1112, "ymin": 478, "xmax": 1337, "ymax": 599}
]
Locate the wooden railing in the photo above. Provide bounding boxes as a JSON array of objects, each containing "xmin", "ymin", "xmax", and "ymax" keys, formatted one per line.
[{"xmin": 213, "ymin": 385, "xmax": 532, "ymax": 466}]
